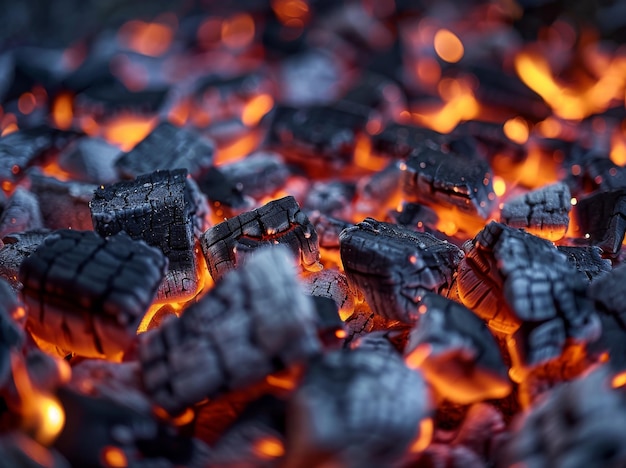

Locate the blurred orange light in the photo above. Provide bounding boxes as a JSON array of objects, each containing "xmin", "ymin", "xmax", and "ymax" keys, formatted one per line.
[
  {"xmin": 410, "ymin": 418, "xmax": 433, "ymax": 453},
  {"xmin": 434, "ymin": 29, "xmax": 464, "ymax": 63},
  {"xmin": 241, "ymin": 94, "xmax": 274, "ymax": 126},
  {"xmin": 415, "ymin": 57, "xmax": 441, "ymax": 86},
  {"xmin": 493, "ymin": 176, "xmax": 506, "ymax": 197},
  {"xmin": 18, "ymin": 93, "xmax": 37, "ymax": 115},
  {"xmin": 271, "ymin": 0, "xmax": 310, "ymax": 25},
  {"xmin": 1, "ymin": 123, "xmax": 18, "ymax": 136},
  {"xmin": 254, "ymin": 437, "xmax": 285, "ymax": 458},
  {"xmin": 503, "ymin": 117, "xmax": 529, "ymax": 144},
  {"xmin": 612, "ymin": 372, "xmax": 626, "ymax": 388},
  {"xmin": 101, "ymin": 446, "xmax": 128, "ymax": 468},
  {"xmin": 119, "ymin": 21, "xmax": 173, "ymax": 57},
  {"xmin": 52, "ymin": 93, "xmax": 74, "ymax": 130},
  {"xmin": 610, "ymin": 130, "xmax": 626, "ymax": 166},
  {"xmin": 221, "ymin": 14, "xmax": 255, "ymax": 50},
  {"xmin": 102, "ymin": 115, "xmax": 157, "ymax": 151},
  {"xmin": 335, "ymin": 329, "xmax": 347, "ymax": 339}
]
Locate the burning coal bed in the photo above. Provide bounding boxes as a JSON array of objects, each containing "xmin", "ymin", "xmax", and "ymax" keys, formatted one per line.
[{"xmin": 3, "ymin": 1, "xmax": 626, "ymax": 467}]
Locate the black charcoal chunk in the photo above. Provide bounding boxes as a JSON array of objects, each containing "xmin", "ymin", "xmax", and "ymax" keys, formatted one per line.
[
  {"xmin": 0, "ymin": 432, "xmax": 70, "ymax": 468},
  {"xmin": 286, "ymin": 348, "xmax": 431, "ymax": 468},
  {"xmin": 588, "ymin": 263, "xmax": 626, "ymax": 327},
  {"xmin": 114, "ymin": 122, "xmax": 215, "ymax": 179},
  {"xmin": 19, "ymin": 230, "xmax": 167, "ymax": 358},
  {"xmin": 269, "ymin": 104, "xmax": 369, "ymax": 165},
  {"xmin": 499, "ymin": 368, "xmax": 626, "ymax": 468},
  {"xmin": 307, "ymin": 211, "xmax": 350, "ymax": 250},
  {"xmin": 90, "ymin": 169, "xmax": 200, "ymax": 302},
  {"xmin": 139, "ymin": 247, "xmax": 321, "ymax": 414},
  {"xmin": 405, "ymin": 293, "xmax": 511, "ymax": 404},
  {"xmin": 557, "ymin": 246, "xmax": 611, "ymax": 283},
  {"xmin": 75, "ymin": 81, "xmax": 168, "ymax": 115},
  {"xmin": 301, "ymin": 268, "xmax": 355, "ymax": 319},
  {"xmin": 387, "ymin": 201, "xmax": 438, "ymax": 231},
  {"xmin": 0, "ymin": 188, "xmax": 43, "ymax": 237},
  {"xmin": 402, "ymin": 148, "xmax": 497, "ymax": 219},
  {"xmin": 0, "ymin": 230, "xmax": 51, "ymax": 290},
  {"xmin": 340, "ymin": 72, "xmax": 406, "ymax": 119},
  {"xmin": 0, "ymin": 126, "xmax": 79, "ymax": 185},
  {"xmin": 575, "ymin": 188, "xmax": 626, "ymax": 257},
  {"xmin": 411, "ymin": 444, "xmax": 484, "ymax": 468},
  {"xmin": 217, "ymin": 151, "xmax": 290, "ymax": 200},
  {"xmin": 303, "ymin": 181, "xmax": 355, "ymax": 218},
  {"xmin": 198, "ymin": 165, "xmax": 251, "ymax": 215},
  {"xmin": 354, "ymin": 160, "xmax": 404, "ymax": 218},
  {"xmin": 340, "ymin": 218, "xmax": 463, "ymax": 323},
  {"xmin": 0, "ymin": 279, "xmax": 24, "ymax": 387},
  {"xmin": 457, "ymin": 221, "xmax": 600, "ymax": 367},
  {"xmin": 310, "ymin": 295, "xmax": 345, "ymax": 348},
  {"xmin": 500, "ymin": 182, "xmax": 571, "ymax": 241},
  {"xmin": 201, "ymin": 196, "xmax": 321, "ymax": 282},
  {"xmin": 28, "ymin": 172, "xmax": 95, "ymax": 230},
  {"xmin": 566, "ymin": 151, "xmax": 626, "ymax": 195},
  {"xmin": 371, "ymin": 123, "xmax": 445, "ymax": 159},
  {"xmin": 57, "ymin": 137, "xmax": 120, "ymax": 184}
]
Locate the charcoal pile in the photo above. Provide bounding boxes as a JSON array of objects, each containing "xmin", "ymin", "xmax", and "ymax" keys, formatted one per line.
[{"xmin": 2, "ymin": 0, "xmax": 626, "ymax": 467}]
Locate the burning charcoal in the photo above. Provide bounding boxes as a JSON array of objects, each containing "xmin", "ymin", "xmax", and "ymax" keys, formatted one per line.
[
  {"xmin": 114, "ymin": 122, "xmax": 215, "ymax": 180},
  {"xmin": 354, "ymin": 160, "xmax": 404, "ymax": 218},
  {"xmin": 307, "ymin": 211, "xmax": 350, "ymax": 250},
  {"xmin": 74, "ymin": 80, "xmax": 168, "ymax": 116},
  {"xmin": 457, "ymin": 221, "xmax": 600, "ymax": 367},
  {"xmin": 566, "ymin": 150, "xmax": 626, "ymax": 195},
  {"xmin": 557, "ymin": 245, "xmax": 611, "ymax": 283},
  {"xmin": 309, "ymin": 295, "xmax": 345, "ymax": 348},
  {"xmin": 217, "ymin": 151, "xmax": 291, "ymax": 200},
  {"xmin": 402, "ymin": 148, "xmax": 497, "ymax": 219},
  {"xmin": 350, "ymin": 330, "xmax": 405, "ymax": 356},
  {"xmin": 404, "ymin": 293, "xmax": 512, "ymax": 404},
  {"xmin": 301, "ymin": 268, "xmax": 355, "ymax": 319},
  {"xmin": 588, "ymin": 263, "xmax": 626, "ymax": 326},
  {"xmin": 588, "ymin": 314, "xmax": 626, "ymax": 372},
  {"xmin": 500, "ymin": 182, "xmax": 571, "ymax": 241},
  {"xmin": 340, "ymin": 72, "xmax": 406, "ymax": 120},
  {"xmin": 186, "ymin": 175, "xmax": 211, "ymax": 240},
  {"xmin": 139, "ymin": 247, "xmax": 321, "ymax": 414},
  {"xmin": 340, "ymin": 218, "xmax": 463, "ymax": 323},
  {"xmin": 0, "ymin": 279, "xmax": 24, "ymax": 387},
  {"xmin": 387, "ymin": 201, "xmax": 438, "ymax": 231},
  {"xmin": 269, "ymin": 104, "xmax": 369, "ymax": 167},
  {"xmin": 0, "ymin": 432, "xmax": 70, "ymax": 468},
  {"xmin": 371, "ymin": 123, "xmax": 445, "ymax": 159},
  {"xmin": 409, "ymin": 444, "xmax": 484, "ymax": 468},
  {"xmin": 285, "ymin": 348, "xmax": 432, "ymax": 468},
  {"xmin": 57, "ymin": 137, "xmax": 120, "ymax": 184},
  {"xmin": 0, "ymin": 188, "xmax": 42, "ymax": 237},
  {"xmin": 200, "ymin": 196, "xmax": 321, "ymax": 282},
  {"xmin": 197, "ymin": 166, "xmax": 252, "ymax": 217},
  {"xmin": 499, "ymin": 368, "xmax": 626, "ymax": 468},
  {"xmin": 575, "ymin": 188, "xmax": 626, "ymax": 257},
  {"xmin": 19, "ymin": 230, "xmax": 167, "ymax": 358},
  {"xmin": 0, "ymin": 229, "xmax": 51, "ymax": 290},
  {"xmin": 451, "ymin": 403, "xmax": 507, "ymax": 463},
  {"xmin": 54, "ymin": 387, "xmax": 211, "ymax": 468},
  {"xmin": 28, "ymin": 172, "xmax": 95, "ymax": 230},
  {"xmin": 303, "ymin": 181, "xmax": 355, "ymax": 218},
  {"xmin": 90, "ymin": 169, "xmax": 201, "ymax": 302}
]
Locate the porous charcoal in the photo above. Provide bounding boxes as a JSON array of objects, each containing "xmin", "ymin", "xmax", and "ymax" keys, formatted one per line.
[
  {"xmin": 19, "ymin": 230, "xmax": 167, "ymax": 358},
  {"xmin": 340, "ymin": 218, "xmax": 463, "ymax": 323},
  {"xmin": 404, "ymin": 293, "xmax": 511, "ymax": 404},
  {"xmin": 139, "ymin": 247, "xmax": 321, "ymax": 414},
  {"xmin": 371, "ymin": 123, "xmax": 444, "ymax": 159},
  {"xmin": 90, "ymin": 169, "xmax": 201, "ymax": 302},
  {"xmin": 500, "ymin": 182, "xmax": 571, "ymax": 241},
  {"xmin": 457, "ymin": 221, "xmax": 600, "ymax": 367},
  {"xmin": 0, "ymin": 229, "xmax": 51, "ymax": 290},
  {"xmin": 57, "ymin": 137, "xmax": 120, "ymax": 184},
  {"xmin": 286, "ymin": 348, "xmax": 431, "ymax": 468},
  {"xmin": 575, "ymin": 188, "xmax": 626, "ymax": 257},
  {"xmin": 557, "ymin": 245, "xmax": 611, "ymax": 283},
  {"xmin": 303, "ymin": 181, "xmax": 355, "ymax": 218},
  {"xmin": 114, "ymin": 122, "xmax": 215, "ymax": 179},
  {"xmin": 28, "ymin": 172, "xmax": 95, "ymax": 230},
  {"xmin": 301, "ymin": 268, "xmax": 355, "ymax": 319},
  {"xmin": 0, "ymin": 188, "xmax": 42, "ymax": 237},
  {"xmin": 499, "ymin": 368, "xmax": 626, "ymax": 468},
  {"xmin": 402, "ymin": 148, "xmax": 497, "ymax": 219},
  {"xmin": 201, "ymin": 196, "xmax": 321, "ymax": 282}
]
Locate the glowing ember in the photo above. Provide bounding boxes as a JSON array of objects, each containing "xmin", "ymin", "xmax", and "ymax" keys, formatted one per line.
[
  {"xmin": 119, "ymin": 20, "xmax": 174, "ymax": 57},
  {"xmin": 503, "ymin": 117, "xmax": 529, "ymax": 144},
  {"xmin": 52, "ymin": 93, "xmax": 74, "ymax": 130},
  {"xmin": 101, "ymin": 115, "xmax": 158, "ymax": 151},
  {"xmin": 433, "ymin": 29, "xmax": 464, "ymax": 64},
  {"xmin": 253, "ymin": 437, "xmax": 285, "ymax": 458},
  {"xmin": 101, "ymin": 446, "xmax": 128, "ymax": 467}
]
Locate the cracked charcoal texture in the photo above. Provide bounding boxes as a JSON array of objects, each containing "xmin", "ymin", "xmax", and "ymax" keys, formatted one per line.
[
  {"xmin": 499, "ymin": 368, "xmax": 626, "ymax": 468},
  {"xmin": 307, "ymin": 211, "xmax": 350, "ymax": 250},
  {"xmin": 29, "ymin": 172, "xmax": 95, "ymax": 230},
  {"xmin": 303, "ymin": 181, "xmax": 355, "ymax": 218},
  {"xmin": 402, "ymin": 148, "xmax": 497, "ymax": 219},
  {"xmin": 0, "ymin": 278, "xmax": 24, "ymax": 387},
  {"xmin": 0, "ymin": 229, "xmax": 51, "ymax": 290},
  {"xmin": 19, "ymin": 230, "xmax": 167, "ymax": 358},
  {"xmin": 339, "ymin": 218, "xmax": 463, "ymax": 324},
  {"xmin": 354, "ymin": 161, "xmax": 404, "ymax": 218},
  {"xmin": 301, "ymin": 268, "xmax": 355, "ymax": 319},
  {"xmin": 114, "ymin": 122, "xmax": 215, "ymax": 179},
  {"xmin": 588, "ymin": 263, "xmax": 626, "ymax": 327},
  {"xmin": 0, "ymin": 188, "xmax": 43, "ymax": 238},
  {"xmin": 557, "ymin": 246, "xmax": 611, "ymax": 283},
  {"xmin": 57, "ymin": 137, "xmax": 120, "ymax": 184},
  {"xmin": 500, "ymin": 182, "xmax": 571, "ymax": 241},
  {"xmin": 90, "ymin": 169, "xmax": 200, "ymax": 302},
  {"xmin": 457, "ymin": 221, "xmax": 600, "ymax": 367},
  {"xmin": 371, "ymin": 123, "xmax": 445, "ymax": 159},
  {"xmin": 285, "ymin": 348, "xmax": 431, "ymax": 468},
  {"xmin": 139, "ymin": 247, "xmax": 321, "ymax": 414},
  {"xmin": 575, "ymin": 188, "xmax": 626, "ymax": 257},
  {"xmin": 405, "ymin": 293, "xmax": 511, "ymax": 404},
  {"xmin": 387, "ymin": 201, "xmax": 438, "ymax": 231},
  {"xmin": 201, "ymin": 196, "xmax": 321, "ymax": 282}
]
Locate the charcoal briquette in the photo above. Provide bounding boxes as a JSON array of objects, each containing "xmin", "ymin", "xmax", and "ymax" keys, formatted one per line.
[
  {"xmin": 354, "ymin": 160, "xmax": 404, "ymax": 218},
  {"xmin": 371, "ymin": 123, "xmax": 445, "ymax": 159},
  {"xmin": 307, "ymin": 211, "xmax": 350, "ymax": 250},
  {"xmin": 57, "ymin": 137, "xmax": 120, "ymax": 184},
  {"xmin": 557, "ymin": 245, "xmax": 611, "ymax": 283},
  {"xmin": 386, "ymin": 201, "xmax": 438, "ymax": 231},
  {"xmin": 0, "ymin": 229, "xmax": 51, "ymax": 290},
  {"xmin": 575, "ymin": 188, "xmax": 626, "ymax": 257},
  {"xmin": 138, "ymin": 247, "xmax": 321, "ymax": 414},
  {"xmin": 0, "ymin": 187, "xmax": 43, "ymax": 238},
  {"xmin": 19, "ymin": 230, "xmax": 167, "ymax": 358},
  {"xmin": 301, "ymin": 268, "xmax": 355, "ymax": 319},
  {"xmin": 200, "ymin": 196, "xmax": 321, "ymax": 282},
  {"xmin": 340, "ymin": 218, "xmax": 463, "ymax": 323},
  {"xmin": 309, "ymin": 295, "xmax": 345, "ymax": 348}
]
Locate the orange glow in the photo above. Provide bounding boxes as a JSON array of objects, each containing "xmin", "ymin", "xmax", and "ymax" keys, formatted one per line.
[
  {"xmin": 610, "ymin": 129, "xmax": 626, "ymax": 166},
  {"xmin": 241, "ymin": 94, "xmax": 274, "ymax": 126},
  {"xmin": 119, "ymin": 20, "xmax": 174, "ymax": 57},
  {"xmin": 12, "ymin": 306, "xmax": 26, "ymax": 321},
  {"xmin": 516, "ymin": 146, "xmax": 559, "ymax": 188},
  {"xmin": 503, "ymin": 117, "xmax": 529, "ymax": 144},
  {"xmin": 101, "ymin": 115, "xmax": 157, "ymax": 151},
  {"xmin": 18, "ymin": 93, "xmax": 37, "ymax": 115},
  {"xmin": 335, "ymin": 329, "xmax": 347, "ymax": 339},
  {"xmin": 405, "ymin": 344, "xmax": 432, "ymax": 369},
  {"xmin": 415, "ymin": 57, "xmax": 441, "ymax": 86},
  {"xmin": 266, "ymin": 373, "xmax": 297, "ymax": 391},
  {"xmin": 52, "ymin": 93, "xmax": 74, "ymax": 130},
  {"xmin": 353, "ymin": 134, "xmax": 388, "ymax": 172},
  {"xmin": 434, "ymin": 29, "xmax": 464, "ymax": 63},
  {"xmin": 409, "ymin": 418, "xmax": 433, "ymax": 453},
  {"xmin": 253, "ymin": 437, "xmax": 285, "ymax": 458},
  {"xmin": 168, "ymin": 98, "xmax": 191, "ymax": 127},
  {"xmin": 612, "ymin": 372, "xmax": 626, "ymax": 389},
  {"xmin": 536, "ymin": 117, "xmax": 562, "ymax": 138},
  {"xmin": 40, "ymin": 160, "xmax": 73, "ymax": 181},
  {"xmin": 1, "ymin": 123, "xmax": 18, "ymax": 136},
  {"xmin": 101, "ymin": 446, "xmax": 128, "ymax": 467},
  {"xmin": 214, "ymin": 130, "xmax": 261, "ymax": 165},
  {"xmin": 271, "ymin": 0, "xmax": 310, "ymax": 26},
  {"xmin": 171, "ymin": 408, "xmax": 195, "ymax": 426},
  {"xmin": 493, "ymin": 176, "xmax": 506, "ymax": 197},
  {"xmin": 221, "ymin": 14, "xmax": 255, "ymax": 50},
  {"xmin": 197, "ymin": 17, "xmax": 223, "ymax": 48}
]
